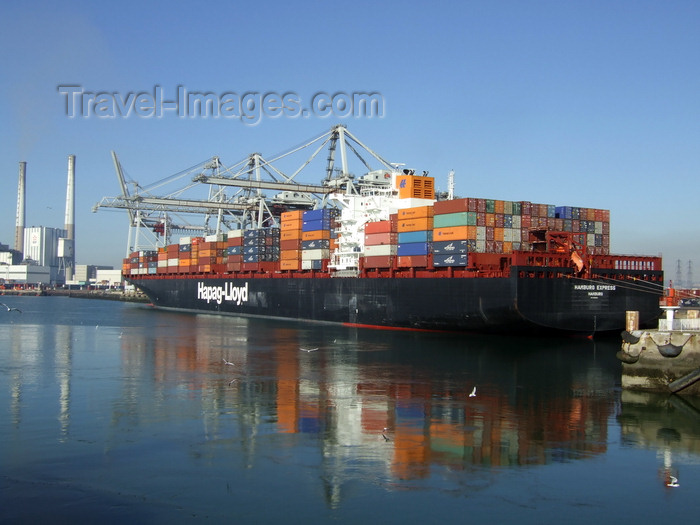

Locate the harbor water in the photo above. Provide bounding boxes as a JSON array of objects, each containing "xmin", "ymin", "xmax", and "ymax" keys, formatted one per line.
[{"xmin": 1, "ymin": 296, "xmax": 699, "ymax": 523}]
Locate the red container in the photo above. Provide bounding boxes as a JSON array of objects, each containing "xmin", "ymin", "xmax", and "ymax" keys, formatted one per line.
[
  {"xmin": 363, "ymin": 255, "xmax": 393, "ymax": 268},
  {"xmin": 365, "ymin": 232, "xmax": 397, "ymax": 246},
  {"xmin": 227, "ymin": 236, "xmax": 243, "ymax": 247},
  {"xmin": 280, "ymin": 239, "xmax": 302, "ymax": 251},
  {"xmin": 396, "ymin": 255, "xmax": 428, "ymax": 267},
  {"xmin": 365, "ymin": 220, "xmax": 393, "ymax": 234},
  {"xmin": 433, "ymin": 198, "xmax": 469, "ymax": 215}
]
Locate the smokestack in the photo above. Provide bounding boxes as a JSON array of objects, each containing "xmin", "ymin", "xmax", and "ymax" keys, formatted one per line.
[
  {"xmin": 15, "ymin": 161, "xmax": 26, "ymax": 255},
  {"xmin": 64, "ymin": 155, "xmax": 75, "ymax": 281}
]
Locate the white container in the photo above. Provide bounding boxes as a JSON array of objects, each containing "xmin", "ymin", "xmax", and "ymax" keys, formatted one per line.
[
  {"xmin": 364, "ymin": 244, "xmax": 397, "ymax": 256},
  {"xmin": 301, "ymin": 249, "xmax": 330, "ymax": 260}
]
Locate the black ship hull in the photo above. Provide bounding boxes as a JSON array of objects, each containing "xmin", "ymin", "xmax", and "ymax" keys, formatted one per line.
[{"xmin": 128, "ymin": 266, "xmax": 662, "ymax": 335}]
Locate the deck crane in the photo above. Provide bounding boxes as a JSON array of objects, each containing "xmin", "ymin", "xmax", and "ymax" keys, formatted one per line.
[{"xmin": 94, "ymin": 125, "xmax": 401, "ymax": 255}]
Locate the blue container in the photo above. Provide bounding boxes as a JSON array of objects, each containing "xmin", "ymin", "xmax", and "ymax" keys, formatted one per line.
[
  {"xmin": 433, "ymin": 253, "xmax": 468, "ymax": 267},
  {"xmin": 302, "ymin": 239, "xmax": 330, "ymax": 250},
  {"xmin": 244, "ymin": 237, "xmax": 266, "ymax": 246},
  {"xmin": 303, "ymin": 209, "xmax": 337, "ymax": 221},
  {"xmin": 555, "ymin": 206, "xmax": 573, "ymax": 219},
  {"xmin": 398, "ymin": 230, "xmax": 432, "ymax": 244},
  {"xmin": 302, "ymin": 219, "xmax": 331, "ymax": 232},
  {"xmin": 244, "ymin": 227, "xmax": 279, "ymax": 239},
  {"xmin": 226, "ymin": 246, "xmax": 242, "ymax": 255},
  {"xmin": 397, "ymin": 242, "xmax": 431, "ymax": 256},
  {"xmin": 432, "ymin": 240, "xmax": 468, "ymax": 255}
]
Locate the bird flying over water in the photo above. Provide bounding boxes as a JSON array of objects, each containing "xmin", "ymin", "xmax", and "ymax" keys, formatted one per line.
[
  {"xmin": 469, "ymin": 386, "xmax": 477, "ymax": 397},
  {"xmin": 0, "ymin": 303, "xmax": 21, "ymax": 313},
  {"xmin": 223, "ymin": 358, "xmax": 235, "ymax": 366},
  {"xmin": 300, "ymin": 347, "xmax": 319, "ymax": 352},
  {"xmin": 667, "ymin": 475, "xmax": 680, "ymax": 488}
]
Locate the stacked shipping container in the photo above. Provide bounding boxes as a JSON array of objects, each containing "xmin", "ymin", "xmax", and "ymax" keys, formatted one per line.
[
  {"xmin": 396, "ymin": 206, "xmax": 433, "ymax": 268},
  {"xmin": 301, "ymin": 209, "xmax": 337, "ymax": 270},
  {"xmin": 123, "ymin": 195, "xmax": 611, "ymax": 275},
  {"xmin": 363, "ymin": 217, "xmax": 397, "ymax": 269}
]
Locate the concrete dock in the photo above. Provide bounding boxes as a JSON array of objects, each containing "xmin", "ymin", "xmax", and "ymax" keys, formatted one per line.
[{"xmin": 619, "ymin": 301, "xmax": 700, "ymax": 395}]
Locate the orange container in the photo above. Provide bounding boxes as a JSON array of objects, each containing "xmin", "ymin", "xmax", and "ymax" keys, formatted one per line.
[
  {"xmin": 398, "ymin": 206, "xmax": 434, "ymax": 219},
  {"xmin": 302, "ymin": 229, "xmax": 331, "ymax": 241},
  {"xmin": 397, "ymin": 217, "xmax": 433, "ymax": 232},
  {"xmin": 494, "ymin": 227, "xmax": 504, "ymax": 242},
  {"xmin": 280, "ymin": 259, "xmax": 300, "ymax": 270},
  {"xmin": 281, "ymin": 229, "xmax": 302, "ymax": 240},
  {"xmin": 281, "ymin": 210, "xmax": 304, "ymax": 221},
  {"xmin": 433, "ymin": 226, "xmax": 469, "ymax": 240},
  {"xmin": 281, "ymin": 249, "xmax": 301, "ymax": 260},
  {"xmin": 281, "ymin": 219, "xmax": 303, "ymax": 230}
]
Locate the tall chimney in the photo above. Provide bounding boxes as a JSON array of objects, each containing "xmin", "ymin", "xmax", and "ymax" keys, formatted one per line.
[
  {"xmin": 64, "ymin": 155, "xmax": 75, "ymax": 281},
  {"xmin": 15, "ymin": 161, "xmax": 26, "ymax": 255}
]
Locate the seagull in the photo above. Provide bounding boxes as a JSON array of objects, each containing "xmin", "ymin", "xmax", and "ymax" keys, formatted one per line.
[
  {"xmin": 667, "ymin": 475, "xmax": 680, "ymax": 488},
  {"xmin": 300, "ymin": 347, "xmax": 319, "ymax": 352},
  {"xmin": 0, "ymin": 303, "xmax": 21, "ymax": 313},
  {"xmin": 382, "ymin": 428, "xmax": 391, "ymax": 442},
  {"xmin": 469, "ymin": 386, "xmax": 477, "ymax": 397},
  {"xmin": 223, "ymin": 358, "xmax": 235, "ymax": 366}
]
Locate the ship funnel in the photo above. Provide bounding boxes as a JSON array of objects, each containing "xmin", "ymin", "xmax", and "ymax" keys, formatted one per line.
[{"xmin": 15, "ymin": 161, "xmax": 26, "ymax": 255}]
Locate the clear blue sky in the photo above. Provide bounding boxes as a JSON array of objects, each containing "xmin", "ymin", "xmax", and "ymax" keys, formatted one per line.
[{"xmin": 1, "ymin": 0, "xmax": 698, "ymax": 285}]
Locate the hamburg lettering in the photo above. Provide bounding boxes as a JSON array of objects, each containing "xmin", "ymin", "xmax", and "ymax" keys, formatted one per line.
[
  {"xmin": 197, "ymin": 282, "xmax": 249, "ymax": 305},
  {"xmin": 573, "ymin": 284, "xmax": 616, "ymax": 291}
]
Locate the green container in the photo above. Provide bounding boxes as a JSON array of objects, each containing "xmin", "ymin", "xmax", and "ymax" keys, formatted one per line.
[{"xmin": 433, "ymin": 212, "xmax": 471, "ymax": 228}]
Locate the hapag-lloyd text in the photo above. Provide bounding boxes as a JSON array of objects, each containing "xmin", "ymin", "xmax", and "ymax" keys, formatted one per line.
[{"xmin": 197, "ymin": 282, "xmax": 249, "ymax": 305}]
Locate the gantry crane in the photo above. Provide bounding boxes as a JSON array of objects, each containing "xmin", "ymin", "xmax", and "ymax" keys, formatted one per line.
[{"xmin": 93, "ymin": 125, "xmax": 397, "ymax": 255}]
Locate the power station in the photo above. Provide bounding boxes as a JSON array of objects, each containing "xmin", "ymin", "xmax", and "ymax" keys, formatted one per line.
[{"xmin": 1, "ymin": 156, "xmax": 77, "ymax": 285}]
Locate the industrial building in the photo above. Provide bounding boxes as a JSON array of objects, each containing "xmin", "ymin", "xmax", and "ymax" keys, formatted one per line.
[{"xmin": 1, "ymin": 156, "xmax": 120, "ymax": 289}]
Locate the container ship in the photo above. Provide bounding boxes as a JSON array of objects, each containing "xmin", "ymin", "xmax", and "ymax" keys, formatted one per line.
[{"xmin": 120, "ymin": 127, "xmax": 663, "ymax": 335}]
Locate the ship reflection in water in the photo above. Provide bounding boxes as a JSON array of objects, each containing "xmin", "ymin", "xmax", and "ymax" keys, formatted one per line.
[
  {"xmin": 2, "ymin": 298, "xmax": 700, "ymax": 522},
  {"xmin": 135, "ymin": 313, "xmax": 614, "ymax": 480}
]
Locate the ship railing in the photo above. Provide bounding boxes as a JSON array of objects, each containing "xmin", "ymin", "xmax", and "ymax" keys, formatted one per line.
[{"xmin": 658, "ymin": 317, "xmax": 700, "ymax": 331}]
